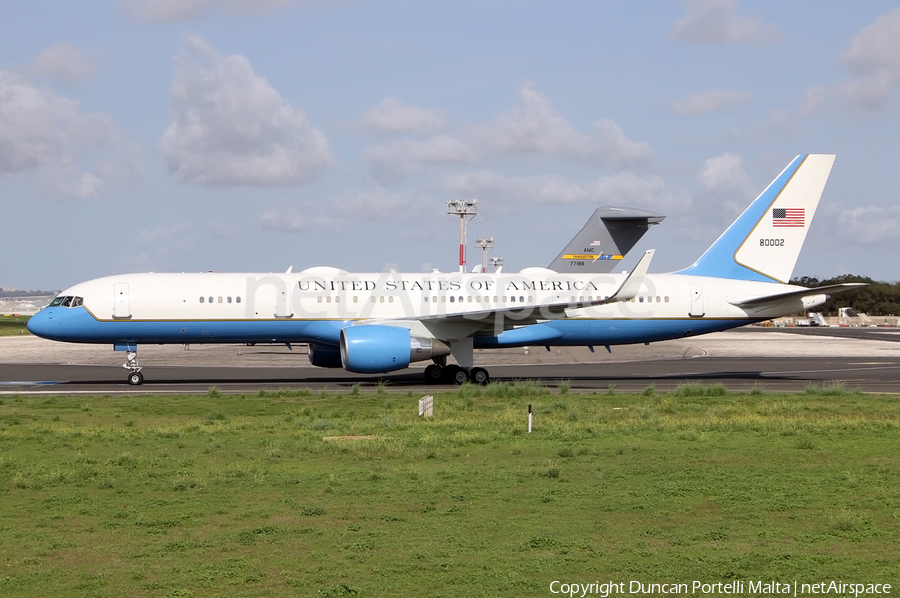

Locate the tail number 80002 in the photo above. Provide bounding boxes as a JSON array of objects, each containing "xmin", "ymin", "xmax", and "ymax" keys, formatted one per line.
[{"xmin": 760, "ymin": 238, "xmax": 784, "ymax": 247}]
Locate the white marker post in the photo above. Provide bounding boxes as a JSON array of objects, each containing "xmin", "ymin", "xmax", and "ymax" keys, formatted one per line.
[
  {"xmin": 419, "ymin": 395, "xmax": 434, "ymax": 418},
  {"xmin": 528, "ymin": 404, "xmax": 532, "ymax": 433}
]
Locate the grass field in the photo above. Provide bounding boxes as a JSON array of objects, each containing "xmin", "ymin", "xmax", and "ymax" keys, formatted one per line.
[
  {"xmin": 0, "ymin": 315, "xmax": 31, "ymax": 336},
  {"xmin": 1, "ymin": 382, "xmax": 898, "ymax": 597}
]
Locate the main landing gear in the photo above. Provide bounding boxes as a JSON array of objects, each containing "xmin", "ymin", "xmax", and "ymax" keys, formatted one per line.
[
  {"xmin": 123, "ymin": 351, "xmax": 143, "ymax": 385},
  {"xmin": 423, "ymin": 362, "xmax": 490, "ymax": 385}
]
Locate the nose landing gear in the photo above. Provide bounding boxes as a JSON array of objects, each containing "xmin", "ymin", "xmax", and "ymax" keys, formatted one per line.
[{"xmin": 123, "ymin": 351, "xmax": 143, "ymax": 385}]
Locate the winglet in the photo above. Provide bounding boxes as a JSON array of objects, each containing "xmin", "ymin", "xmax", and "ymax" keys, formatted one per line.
[{"xmin": 598, "ymin": 249, "xmax": 655, "ymax": 304}]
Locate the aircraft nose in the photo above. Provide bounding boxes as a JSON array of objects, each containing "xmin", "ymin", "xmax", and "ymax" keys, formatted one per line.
[{"xmin": 26, "ymin": 310, "xmax": 48, "ymax": 338}]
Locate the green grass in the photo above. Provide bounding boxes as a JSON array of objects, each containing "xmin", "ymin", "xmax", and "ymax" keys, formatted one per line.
[
  {"xmin": 0, "ymin": 315, "xmax": 31, "ymax": 336},
  {"xmin": 1, "ymin": 385, "xmax": 898, "ymax": 596}
]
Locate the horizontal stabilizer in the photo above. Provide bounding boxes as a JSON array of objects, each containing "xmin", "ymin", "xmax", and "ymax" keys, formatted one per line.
[
  {"xmin": 549, "ymin": 206, "xmax": 664, "ymax": 273},
  {"xmin": 730, "ymin": 283, "xmax": 866, "ymax": 308}
]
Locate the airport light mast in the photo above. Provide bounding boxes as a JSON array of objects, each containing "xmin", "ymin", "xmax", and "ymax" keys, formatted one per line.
[
  {"xmin": 488, "ymin": 256, "xmax": 504, "ymax": 273},
  {"xmin": 475, "ymin": 237, "xmax": 494, "ymax": 273},
  {"xmin": 447, "ymin": 199, "xmax": 478, "ymax": 273}
]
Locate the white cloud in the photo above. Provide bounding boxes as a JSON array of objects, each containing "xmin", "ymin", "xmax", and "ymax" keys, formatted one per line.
[
  {"xmin": 669, "ymin": 89, "xmax": 753, "ymax": 116},
  {"xmin": 29, "ymin": 43, "xmax": 97, "ymax": 86},
  {"xmin": 361, "ymin": 97, "xmax": 446, "ymax": 135},
  {"xmin": 839, "ymin": 8, "xmax": 900, "ymax": 110},
  {"xmin": 362, "ymin": 136, "xmax": 476, "ymax": 183},
  {"xmin": 160, "ymin": 34, "xmax": 332, "ymax": 186},
  {"xmin": 672, "ymin": 0, "xmax": 778, "ymax": 45},
  {"xmin": 800, "ymin": 85, "xmax": 826, "ymax": 116},
  {"xmin": 260, "ymin": 208, "xmax": 339, "ymax": 232},
  {"xmin": 825, "ymin": 204, "xmax": 900, "ymax": 244},
  {"xmin": 698, "ymin": 153, "xmax": 749, "ymax": 192},
  {"xmin": 0, "ymin": 70, "xmax": 140, "ymax": 198},
  {"xmin": 333, "ymin": 187, "xmax": 416, "ymax": 219},
  {"xmin": 120, "ymin": 0, "xmax": 298, "ymax": 23},
  {"xmin": 478, "ymin": 81, "xmax": 652, "ymax": 164},
  {"xmin": 439, "ymin": 169, "xmax": 677, "ymax": 209}
]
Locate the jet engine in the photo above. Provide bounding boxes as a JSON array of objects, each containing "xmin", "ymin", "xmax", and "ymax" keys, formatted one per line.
[
  {"xmin": 340, "ymin": 325, "xmax": 450, "ymax": 373},
  {"xmin": 308, "ymin": 342, "xmax": 343, "ymax": 368}
]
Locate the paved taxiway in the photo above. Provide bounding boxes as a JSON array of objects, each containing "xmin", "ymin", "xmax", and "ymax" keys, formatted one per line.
[{"xmin": 2, "ymin": 327, "xmax": 900, "ymax": 394}]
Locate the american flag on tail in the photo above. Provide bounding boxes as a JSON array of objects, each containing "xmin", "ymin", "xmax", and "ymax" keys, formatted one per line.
[{"xmin": 772, "ymin": 208, "xmax": 805, "ymax": 227}]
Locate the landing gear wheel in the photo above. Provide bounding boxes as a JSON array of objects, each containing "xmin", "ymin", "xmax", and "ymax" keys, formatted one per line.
[
  {"xmin": 445, "ymin": 365, "xmax": 469, "ymax": 385},
  {"xmin": 424, "ymin": 364, "xmax": 444, "ymax": 384},
  {"xmin": 127, "ymin": 371, "xmax": 144, "ymax": 386},
  {"xmin": 470, "ymin": 367, "xmax": 489, "ymax": 385}
]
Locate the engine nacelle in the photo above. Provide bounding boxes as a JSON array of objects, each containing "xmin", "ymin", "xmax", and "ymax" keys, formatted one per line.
[
  {"xmin": 340, "ymin": 325, "xmax": 450, "ymax": 374},
  {"xmin": 308, "ymin": 342, "xmax": 343, "ymax": 368}
]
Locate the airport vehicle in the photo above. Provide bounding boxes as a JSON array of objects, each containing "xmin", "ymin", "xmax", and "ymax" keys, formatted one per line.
[{"xmin": 27, "ymin": 154, "xmax": 862, "ymax": 385}]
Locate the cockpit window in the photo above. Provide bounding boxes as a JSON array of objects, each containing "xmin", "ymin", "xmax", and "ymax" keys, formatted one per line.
[{"xmin": 48, "ymin": 296, "xmax": 84, "ymax": 308}]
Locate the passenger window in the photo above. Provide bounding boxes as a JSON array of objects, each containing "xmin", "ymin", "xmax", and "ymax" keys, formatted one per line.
[
  {"xmin": 388, "ymin": 296, "xmax": 394, "ymax": 303},
  {"xmin": 432, "ymin": 296, "xmax": 437, "ymax": 303},
  {"xmin": 665, "ymin": 296, "xmax": 669, "ymax": 303},
  {"xmin": 380, "ymin": 296, "xmax": 385, "ymax": 303},
  {"xmin": 218, "ymin": 297, "xmax": 223, "ymax": 303},
  {"xmin": 354, "ymin": 296, "xmax": 359, "ymax": 303},
  {"xmin": 450, "ymin": 296, "xmax": 455, "ymax": 303},
  {"xmin": 236, "ymin": 297, "xmax": 241, "ymax": 303},
  {"xmin": 639, "ymin": 297, "xmax": 644, "ymax": 303},
  {"xmin": 510, "ymin": 296, "xmax": 516, "ymax": 303},
  {"xmin": 208, "ymin": 296, "xmax": 213, "ymax": 304},
  {"xmin": 467, "ymin": 296, "xmax": 472, "ymax": 303},
  {"xmin": 335, "ymin": 296, "xmax": 340, "ymax": 303},
  {"xmin": 317, "ymin": 297, "xmax": 322, "ymax": 303},
  {"xmin": 326, "ymin": 297, "xmax": 331, "ymax": 303},
  {"xmin": 200, "ymin": 297, "xmax": 205, "ymax": 303},
  {"xmin": 227, "ymin": 297, "xmax": 232, "ymax": 303},
  {"xmin": 520, "ymin": 296, "xmax": 524, "ymax": 303}
]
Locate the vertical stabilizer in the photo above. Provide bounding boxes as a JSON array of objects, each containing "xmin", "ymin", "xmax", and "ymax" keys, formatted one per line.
[
  {"xmin": 548, "ymin": 206, "xmax": 665, "ymax": 273},
  {"xmin": 676, "ymin": 154, "xmax": 835, "ymax": 283}
]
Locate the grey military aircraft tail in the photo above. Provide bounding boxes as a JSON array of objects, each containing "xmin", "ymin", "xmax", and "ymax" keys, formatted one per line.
[{"xmin": 548, "ymin": 206, "xmax": 665, "ymax": 273}]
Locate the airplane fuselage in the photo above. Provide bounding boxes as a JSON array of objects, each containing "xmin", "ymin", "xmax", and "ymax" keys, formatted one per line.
[{"xmin": 28, "ymin": 268, "xmax": 823, "ymax": 349}]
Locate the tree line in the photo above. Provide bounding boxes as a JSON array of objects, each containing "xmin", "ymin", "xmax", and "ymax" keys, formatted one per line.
[{"xmin": 790, "ymin": 275, "xmax": 900, "ymax": 316}]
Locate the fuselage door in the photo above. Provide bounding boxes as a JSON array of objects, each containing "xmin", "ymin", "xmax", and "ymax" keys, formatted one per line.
[
  {"xmin": 275, "ymin": 282, "xmax": 293, "ymax": 318},
  {"xmin": 113, "ymin": 283, "xmax": 131, "ymax": 319},
  {"xmin": 689, "ymin": 283, "xmax": 704, "ymax": 317}
]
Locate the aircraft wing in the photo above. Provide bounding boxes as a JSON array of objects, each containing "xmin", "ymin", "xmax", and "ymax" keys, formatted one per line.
[
  {"xmin": 350, "ymin": 249, "xmax": 657, "ymax": 338},
  {"xmin": 548, "ymin": 206, "xmax": 664, "ymax": 273},
  {"xmin": 729, "ymin": 283, "xmax": 867, "ymax": 308}
]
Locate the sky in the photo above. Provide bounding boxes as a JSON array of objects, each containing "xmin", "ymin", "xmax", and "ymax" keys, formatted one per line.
[{"xmin": 2, "ymin": 0, "xmax": 900, "ymax": 291}]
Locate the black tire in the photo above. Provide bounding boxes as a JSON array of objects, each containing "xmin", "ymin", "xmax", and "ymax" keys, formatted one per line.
[
  {"xmin": 127, "ymin": 371, "xmax": 143, "ymax": 386},
  {"xmin": 448, "ymin": 366, "xmax": 468, "ymax": 385},
  {"xmin": 470, "ymin": 367, "xmax": 489, "ymax": 385},
  {"xmin": 424, "ymin": 364, "xmax": 444, "ymax": 384}
]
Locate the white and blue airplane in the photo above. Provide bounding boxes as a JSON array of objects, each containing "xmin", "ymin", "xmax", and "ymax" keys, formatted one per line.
[{"xmin": 28, "ymin": 154, "xmax": 862, "ymax": 386}]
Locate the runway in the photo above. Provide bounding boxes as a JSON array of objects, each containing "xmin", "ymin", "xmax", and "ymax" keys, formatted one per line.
[{"xmin": 2, "ymin": 327, "xmax": 900, "ymax": 394}]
